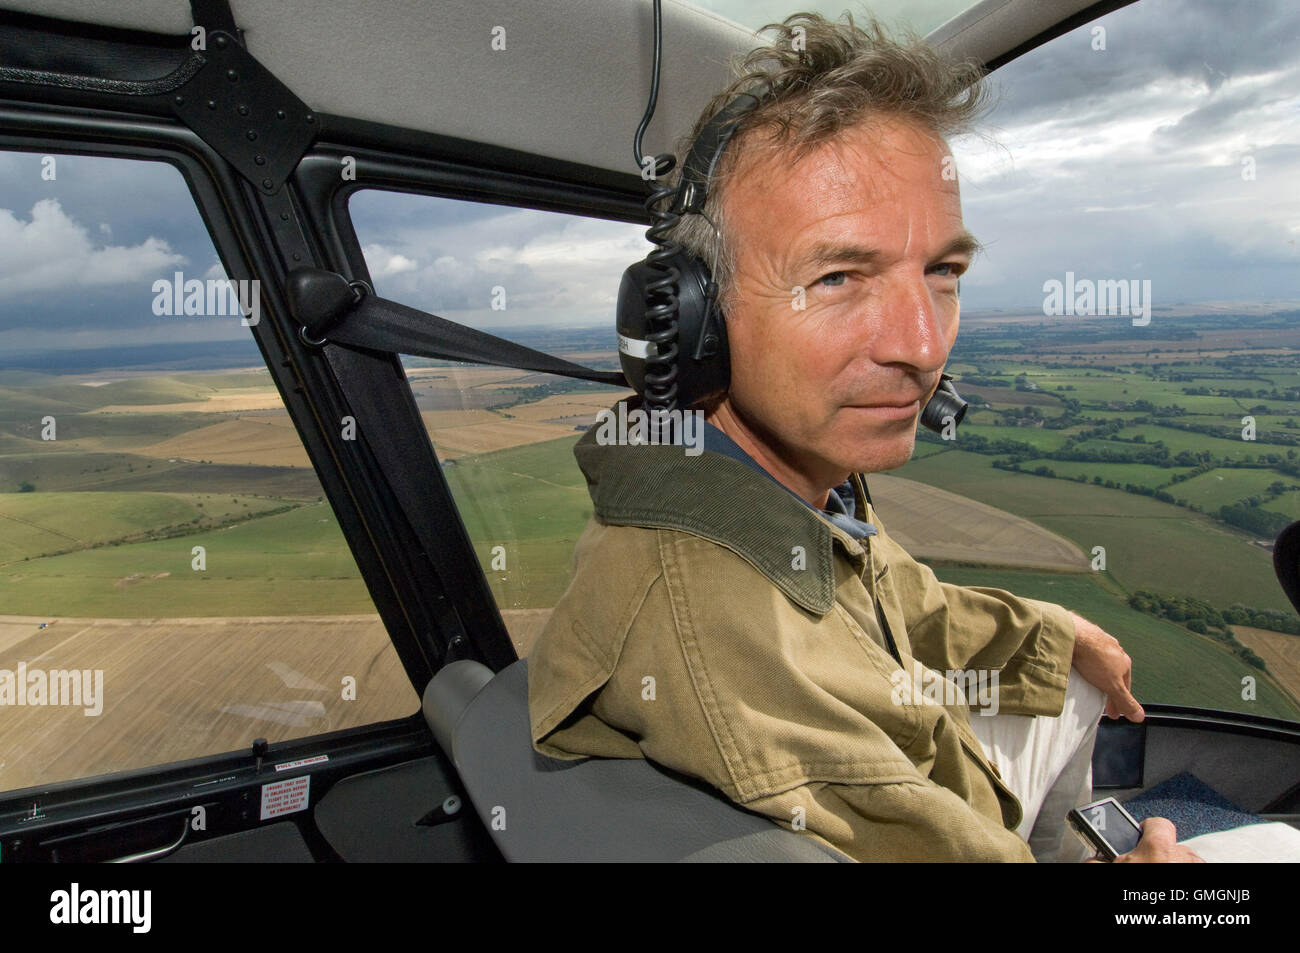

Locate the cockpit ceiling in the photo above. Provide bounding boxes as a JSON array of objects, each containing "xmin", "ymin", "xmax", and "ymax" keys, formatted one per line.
[
  {"xmin": 0, "ymin": 0, "xmax": 1113, "ymax": 177},
  {"xmin": 687, "ymin": 0, "xmax": 992, "ymax": 38}
]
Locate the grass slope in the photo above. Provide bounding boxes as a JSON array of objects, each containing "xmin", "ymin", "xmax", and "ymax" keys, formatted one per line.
[
  {"xmin": 0, "ymin": 502, "xmax": 372, "ymax": 617},
  {"xmin": 933, "ymin": 567, "xmax": 1300, "ymax": 721},
  {"xmin": 895, "ymin": 449, "xmax": 1288, "ymax": 612}
]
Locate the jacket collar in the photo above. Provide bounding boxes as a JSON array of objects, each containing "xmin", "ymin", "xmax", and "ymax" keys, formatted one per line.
[{"xmin": 573, "ymin": 400, "xmax": 872, "ymax": 616}]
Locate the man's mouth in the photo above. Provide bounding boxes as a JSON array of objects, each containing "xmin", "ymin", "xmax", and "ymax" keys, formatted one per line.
[{"xmin": 846, "ymin": 398, "xmax": 922, "ymax": 420}]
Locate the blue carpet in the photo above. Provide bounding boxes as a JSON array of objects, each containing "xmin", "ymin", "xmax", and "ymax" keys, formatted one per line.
[{"xmin": 1123, "ymin": 772, "xmax": 1268, "ymax": 841}]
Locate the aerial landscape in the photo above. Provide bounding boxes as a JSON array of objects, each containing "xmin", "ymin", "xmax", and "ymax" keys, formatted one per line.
[{"xmin": 2, "ymin": 304, "xmax": 1299, "ymax": 791}]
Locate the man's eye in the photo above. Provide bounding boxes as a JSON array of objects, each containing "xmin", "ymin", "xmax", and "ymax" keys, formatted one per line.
[
  {"xmin": 819, "ymin": 271, "xmax": 847, "ymax": 287},
  {"xmin": 931, "ymin": 263, "xmax": 965, "ymax": 278}
]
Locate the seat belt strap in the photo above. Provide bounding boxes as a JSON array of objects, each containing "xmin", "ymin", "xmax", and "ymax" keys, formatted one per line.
[{"xmin": 287, "ymin": 268, "xmax": 627, "ymax": 386}]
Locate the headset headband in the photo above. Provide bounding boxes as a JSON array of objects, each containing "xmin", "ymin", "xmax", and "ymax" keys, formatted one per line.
[{"xmin": 675, "ymin": 86, "xmax": 767, "ymax": 215}]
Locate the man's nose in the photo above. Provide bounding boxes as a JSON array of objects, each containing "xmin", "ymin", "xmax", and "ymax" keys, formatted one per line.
[{"xmin": 871, "ymin": 274, "xmax": 951, "ymax": 373}]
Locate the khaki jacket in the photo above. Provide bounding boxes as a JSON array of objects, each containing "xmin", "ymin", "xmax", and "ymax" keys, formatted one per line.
[{"xmin": 528, "ymin": 414, "xmax": 1076, "ymax": 862}]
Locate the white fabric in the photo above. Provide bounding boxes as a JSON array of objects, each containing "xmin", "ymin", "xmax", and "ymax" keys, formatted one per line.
[
  {"xmin": 969, "ymin": 665, "xmax": 1107, "ymax": 860},
  {"xmin": 970, "ymin": 668, "xmax": 1300, "ymax": 862},
  {"xmin": 1180, "ymin": 822, "xmax": 1300, "ymax": 863}
]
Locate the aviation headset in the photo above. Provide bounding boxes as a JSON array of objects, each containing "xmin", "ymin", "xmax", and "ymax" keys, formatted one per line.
[{"xmin": 616, "ymin": 6, "xmax": 967, "ymax": 431}]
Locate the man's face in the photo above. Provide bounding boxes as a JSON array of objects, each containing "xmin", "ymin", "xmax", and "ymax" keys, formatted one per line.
[{"xmin": 713, "ymin": 115, "xmax": 972, "ymax": 493}]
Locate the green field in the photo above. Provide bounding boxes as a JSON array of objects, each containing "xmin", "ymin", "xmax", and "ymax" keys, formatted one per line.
[
  {"xmin": 0, "ymin": 491, "xmax": 293, "ymax": 565},
  {"xmin": 945, "ymin": 421, "xmax": 1073, "ymax": 452},
  {"xmin": 908, "ymin": 440, "xmax": 951, "ymax": 459},
  {"xmin": 932, "ymin": 568, "xmax": 1300, "ymax": 721},
  {"xmin": 0, "ymin": 501, "xmax": 372, "ymax": 616},
  {"xmin": 1, "ymin": 345, "xmax": 1297, "ymax": 728},
  {"xmin": 1111, "ymin": 424, "xmax": 1287, "ymax": 459},
  {"xmin": 1248, "ymin": 414, "xmax": 1300, "ymax": 430},
  {"xmin": 0, "ymin": 450, "xmax": 321, "ymax": 497},
  {"xmin": 1015, "ymin": 458, "xmax": 1193, "ymax": 489},
  {"xmin": 0, "ymin": 371, "xmax": 237, "ymax": 410},
  {"xmin": 1175, "ymin": 468, "xmax": 1300, "ymax": 517},
  {"xmin": 444, "ymin": 436, "xmax": 592, "ymax": 610},
  {"xmin": 894, "ymin": 449, "xmax": 1289, "ymax": 612},
  {"xmin": 1074, "ymin": 410, "xmax": 1150, "ymax": 422},
  {"xmin": 12, "ymin": 411, "xmax": 236, "ymax": 449},
  {"xmin": 1259, "ymin": 372, "xmax": 1300, "ymax": 390}
]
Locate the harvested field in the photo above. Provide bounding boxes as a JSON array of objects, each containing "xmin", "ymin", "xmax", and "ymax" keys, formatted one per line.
[
  {"xmin": 88, "ymin": 390, "xmax": 286, "ymax": 415},
  {"xmin": 1233, "ymin": 626, "xmax": 1300, "ymax": 706},
  {"xmin": 502, "ymin": 397, "xmax": 614, "ymax": 422},
  {"xmin": 406, "ymin": 367, "xmax": 527, "ymax": 388},
  {"xmin": 868, "ymin": 473, "xmax": 1088, "ymax": 571},
  {"xmin": 429, "ymin": 418, "xmax": 578, "ymax": 456},
  {"xmin": 407, "ymin": 367, "xmax": 534, "ymax": 410},
  {"xmin": 417, "ymin": 409, "xmax": 503, "ymax": 429},
  {"xmin": 138, "ymin": 416, "xmax": 312, "ymax": 468},
  {"xmin": 0, "ymin": 614, "xmax": 417, "ymax": 793},
  {"xmin": 543, "ymin": 415, "xmax": 594, "ymax": 427}
]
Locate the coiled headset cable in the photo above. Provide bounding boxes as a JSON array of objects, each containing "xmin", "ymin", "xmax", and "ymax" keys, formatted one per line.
[{"xmin": 632, "ymin": 0, "xmax": 682, "ymax": 414}]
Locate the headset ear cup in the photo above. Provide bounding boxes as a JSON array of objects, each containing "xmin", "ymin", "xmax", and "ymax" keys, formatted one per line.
[
  {"xmin": 615, "ymin": 261, "xmax": 651, "ymax": 398},
  {"xmin": 698, "ymin": 282, "xmax": 729, "ymax": 405},
  {"xmin": 668, "ymin": 252, "xmax": 730, "ymax": 409},
  {"xmin": 616, "ymin": 252, "xmax": 730, "ymax": 410}
]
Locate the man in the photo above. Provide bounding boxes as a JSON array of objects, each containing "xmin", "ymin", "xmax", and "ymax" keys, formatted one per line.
[{"xmin": 529, "ymin": 12, "xmax": 1200, "ymax": 862}]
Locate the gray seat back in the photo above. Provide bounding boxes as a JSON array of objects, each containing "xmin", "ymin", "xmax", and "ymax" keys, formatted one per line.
[{"xmin": 424, "ymin": 658, "xmax": 850, "ymax": 862}]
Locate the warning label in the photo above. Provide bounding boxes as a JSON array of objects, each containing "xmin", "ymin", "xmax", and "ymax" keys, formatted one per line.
[
  {"xmin": 260, "ymin": 774, "xmax": 310, "ymax": 820},
  {"xmin": 275, "ymin": 754, "xmax": 329, "ymax": 773}
]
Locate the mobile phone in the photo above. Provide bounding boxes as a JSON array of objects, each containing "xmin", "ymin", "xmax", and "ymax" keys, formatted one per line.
[{"xmin": 1067, "ymin": 796, "xmax": 1143, "ymax": 861}]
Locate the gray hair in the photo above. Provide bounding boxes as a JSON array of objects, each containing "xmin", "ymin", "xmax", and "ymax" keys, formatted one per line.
[{"xmin": 668, "ymin": 11, "xmax": 990, "ymax": 316}]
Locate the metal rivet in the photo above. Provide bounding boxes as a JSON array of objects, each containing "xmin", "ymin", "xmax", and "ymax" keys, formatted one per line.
[
  {"xmin": 262, "ymin": 178, "xmax": 273, "ymax": 189},
  {"xmin": 247, "ymin": 130, "xmax": 258, "ymax": 141},
  {"xmin": 215, "ymin": 35, "xmax": 228, "ymax": 49},
  {"xmin": 304, "ymin": 114, "xmax": 315, "ymax": 124},
  {"xmin": 276, "ymin": 110, "xmax": 286, "ymax": 120},
  {"xmin": 254, "ymin": 155, "xmax": 266, "ymax": 166},
  {"xmin": 227, "ymin": 69, "xmax": 238, "ymax": 82},
  {"xmin": 292, "ymin": 252, "xmax": 302, "ymax": 261},
  {"xmin": 280, "ymin": 211, "xmax": 290, "ymax": 221},
  {"xmin": 173, "ymin": 95, "xmax": 184, "ymax": 106},
  {"xmin": 206, "ymin": 100, "xmax": 217, "ymax": 110},
  {"xmin": 237, "ymin": 104, "xmax": 249, "ymax": 116}
]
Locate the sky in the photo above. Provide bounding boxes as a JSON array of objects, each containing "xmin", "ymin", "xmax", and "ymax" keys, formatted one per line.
[{"xmin": 0, "ymin": 0, "xmax": 1296, "ymax": 355}]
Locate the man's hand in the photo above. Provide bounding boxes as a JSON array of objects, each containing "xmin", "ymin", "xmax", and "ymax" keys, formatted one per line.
[
  {"xmin": 1109, "ymin": 818, "xmax": 1205, "ymax": 863},
  {"xmin": 1069, "ymin": 611, "xmax": 1144, "ymax": 721}
]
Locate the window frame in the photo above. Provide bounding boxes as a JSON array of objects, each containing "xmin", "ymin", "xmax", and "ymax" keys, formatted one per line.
[
  {"xmin": 0, "ymin": 108, "xmax": 445, "ymax": 806},
  {"xmin": 2, "ymin": 0, "xmax": 1297, "ymax": 854}
]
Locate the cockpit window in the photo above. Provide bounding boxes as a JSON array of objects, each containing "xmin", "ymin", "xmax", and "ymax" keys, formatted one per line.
[
  {"xmin": 0, "ymin": 151, "xmax": 418, "ymax": 795},
  {"xmin": 348, "ymin": 190, "xmax": 645, "ymax": 655},
  {"xmin": 891, "ymin": 0, "xmax": 1300, "ymax": 722}
]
